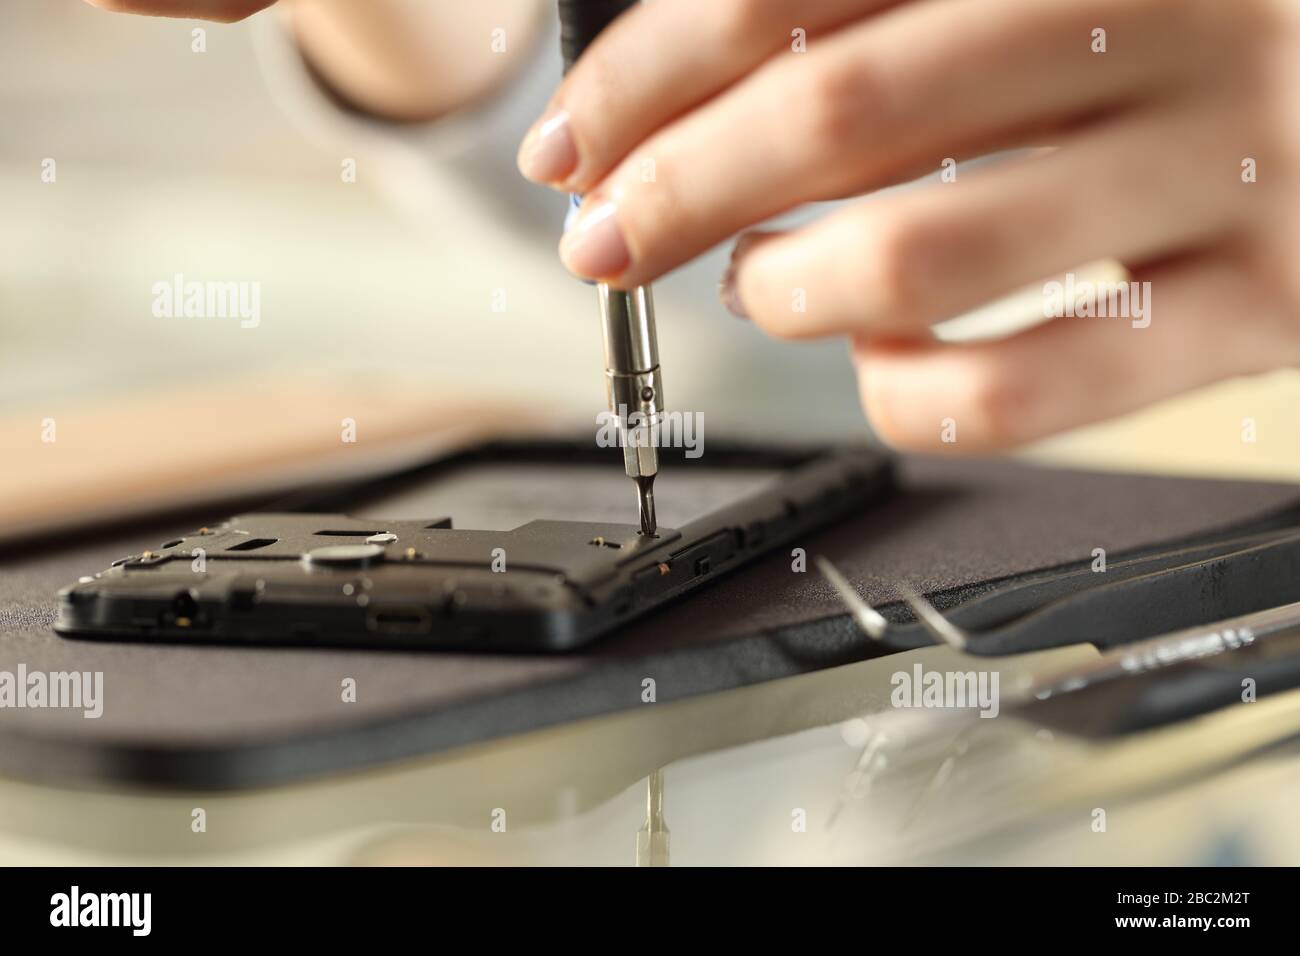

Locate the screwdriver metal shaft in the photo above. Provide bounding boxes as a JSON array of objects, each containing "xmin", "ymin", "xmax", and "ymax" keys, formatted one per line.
[{"xmin": 598, "ymin": 283, "xmax": 662, "ymax": 536}]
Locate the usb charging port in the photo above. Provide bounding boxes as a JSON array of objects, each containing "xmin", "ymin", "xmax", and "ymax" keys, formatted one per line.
[{"xmin": 366, "ymin": 607, "xmax": 433, "ymax": 635}]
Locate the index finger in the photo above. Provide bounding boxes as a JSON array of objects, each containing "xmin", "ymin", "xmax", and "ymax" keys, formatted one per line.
[{"xmin": 517, "ymin": 0, "xmax": 880, "ymax": 190}]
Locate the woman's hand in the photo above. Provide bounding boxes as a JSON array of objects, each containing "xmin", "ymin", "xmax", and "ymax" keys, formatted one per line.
[
  {"xmin": 520, "ymin": 0, "xmax": 1300, "ymax": 451},
  {"xmin": 85, "ymin": 0, "xmax": 275, "ymax": 21},
  {"xmin": 85, "ymin": 0, "xmax": 545, "ymax": 122}
]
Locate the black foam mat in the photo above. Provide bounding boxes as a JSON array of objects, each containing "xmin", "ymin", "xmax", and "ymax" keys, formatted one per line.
[{"xmin": 1, "ymin": 456, "xmax": 1297, "ymax": 789}]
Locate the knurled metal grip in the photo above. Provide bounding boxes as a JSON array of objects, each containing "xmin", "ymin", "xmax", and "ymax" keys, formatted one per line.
[{"xmin": 598, "ymin": 284, "xmax": 664, "ymax": 424}]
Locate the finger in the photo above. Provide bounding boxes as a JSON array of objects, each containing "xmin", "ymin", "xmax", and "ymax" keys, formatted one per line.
[
  {"xmin": 851, "ymin": 252, "xmax": 1300, "ymax": 452},
  {"xmin": 84, "ymin": 0, "xmax": 275, "ymax": 21},
  {"xmin": 558, "ymin": 0, "xmax": 1208, "ymax": 286},
  {"xmin": 729, "ymin": 98, "xmax": 1248, "ymax": 339},
  {"xmin": 518, "ymin": 0, "xmax": 879, "ymax": 189}
]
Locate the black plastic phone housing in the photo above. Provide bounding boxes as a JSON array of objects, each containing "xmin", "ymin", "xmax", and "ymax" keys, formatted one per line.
[{"xmin": 55, "ymin": 441, "xmax": 893, "ymax": 652}]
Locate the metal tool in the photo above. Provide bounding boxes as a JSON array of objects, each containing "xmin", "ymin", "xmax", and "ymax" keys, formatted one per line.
[
  {"xmin": 814, "ymin": 556, "xmax": 887, "ymax": 639},
  {"xmin": 893, "ymin": 582, "xmax": 968, "ymax": 651},
  {"xmin": 557, "ymin": 0, "xmax": 663, "ymax": 536},
  {"xmin": 819, "ymin": 553, "xmax": 1300, "ymax": 701},
  {"xmin": 811, "ymin": 554, "xmax": 1289, "ymax": 686},
  {"xmin": 599, "ymin": 283, "xmax": 663, "ymax": 536},
  {"xmin": 890, "ymin": 586, "xmax": 1300, "ymax": 700}
]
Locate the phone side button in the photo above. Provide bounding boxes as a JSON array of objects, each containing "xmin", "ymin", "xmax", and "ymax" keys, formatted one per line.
[{"xmin": 365, "ymin": 606, "xmax": 434, "ymax": 635}]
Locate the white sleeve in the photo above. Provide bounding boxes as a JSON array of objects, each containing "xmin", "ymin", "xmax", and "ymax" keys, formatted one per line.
[{"xmin": 250, "ymin": 9, "xmax": 566, "ymax": 235}]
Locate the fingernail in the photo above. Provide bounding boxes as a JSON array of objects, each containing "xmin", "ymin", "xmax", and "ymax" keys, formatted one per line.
[
  {"xmin": 720, "ymin": 234, "xmax": 761, "ymax": 318},
  {"xmin": 517, "ymin": 110, "xmax": 577, "ymax": 185},
  {"xmin": 719, "ymin": 261, "xmax": 748, "ymax": 318},
  {"xmin": 559, "ymin": 201, "xmax": 630, "ymax": 280}
]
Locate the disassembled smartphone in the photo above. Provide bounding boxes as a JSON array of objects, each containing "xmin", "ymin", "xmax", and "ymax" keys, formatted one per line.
[{"xmin": 55, "ymin": 440, "xmax": 892, "ymax": 652}]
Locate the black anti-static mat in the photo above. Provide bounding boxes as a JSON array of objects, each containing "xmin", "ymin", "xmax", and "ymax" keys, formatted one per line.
[{"xmin": 2, "ymin": 456, "xmax": 1300, "ymax": 790}]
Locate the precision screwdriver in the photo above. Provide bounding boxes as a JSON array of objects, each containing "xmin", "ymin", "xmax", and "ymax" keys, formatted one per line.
[{"xmin": 557, "ymin": 0, "xmax": 664, "ymax": 536}]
